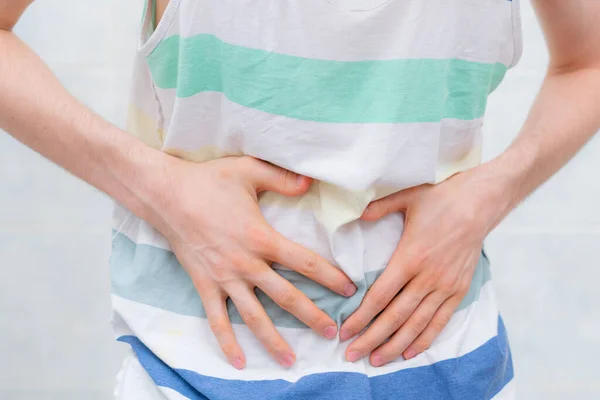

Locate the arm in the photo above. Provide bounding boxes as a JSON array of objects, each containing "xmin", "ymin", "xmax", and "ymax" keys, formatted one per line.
[
  {"xmin": 481, "ymin": 0, "xmax": 600, "ymax": 229},
  {"xmin": 0, "ymin": 1, "xmax": 356, "ymax": 368},
  {"xmin": 340, "ymin": 0, "xmax": 600, "ymax": 366},
  {"xmin": 0, "ymin": 1, "xmax": 170, "ymax": 221}
]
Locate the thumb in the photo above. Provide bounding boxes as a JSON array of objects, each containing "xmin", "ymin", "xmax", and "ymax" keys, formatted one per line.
[
  {"xmin": 244, "ymin": 157, "xmax": 312, "ymax": 197},
  {"xmin": 361, "ymin": 187, "xmax": 417, "ymax": 221}
]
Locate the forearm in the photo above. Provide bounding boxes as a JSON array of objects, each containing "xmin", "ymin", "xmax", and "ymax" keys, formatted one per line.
[
  {"xmin": 479, "ymin": 65, "xmax": 600, "ymax": 231},
  {"xmin": 0, "ymin": 29, "xmax": 170, "ymax": 227}
]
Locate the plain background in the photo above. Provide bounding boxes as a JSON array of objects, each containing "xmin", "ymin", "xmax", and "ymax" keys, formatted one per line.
[{"xmin": 1, "ymin": 0, "xmax": 599, "ymax": 399}]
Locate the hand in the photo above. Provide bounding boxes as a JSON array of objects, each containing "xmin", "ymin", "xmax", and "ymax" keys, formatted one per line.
[
  {"xmin": 151, "ymin": 156, "xmax": 357, "ymax": 369},
  {"xmin": 340, "ymin": 170, "xmax": 500, "ymax": 367}
]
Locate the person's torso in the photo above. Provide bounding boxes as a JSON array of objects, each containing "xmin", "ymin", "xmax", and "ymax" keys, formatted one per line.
[{"xmin": 111, "ymin": 1, "xmax": 520, "ymax": 398}]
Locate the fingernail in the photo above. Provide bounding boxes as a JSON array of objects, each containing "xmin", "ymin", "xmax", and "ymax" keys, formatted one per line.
[
  {"xmin": 281, "ymin": 354, "xmax": 295, "ymax": 368},
  {"xmin": 339, "ymin": 329, "xmax": 352, "ymax": 342},
  {"xmin": 371, "ymin": 354, "xmax": 385, "ymax": 367},
  {"xmin": 324, "ymin": 325, "xmax": 337, "ymax": 340},
  {"xmin": 404, "ymin": 348, "xmax": 417, "ymax": 360},
  {"xmin": 232, "ymin": 357, "xmax": 245, "ymax": 370},
  {"xmin": 347, "ymin": 350, "xmax": 361, "ymax": 363},
  {"xmin": 343, "ymin": 283, "xmax": 357, "ymax": 297},
  {"xmin": 296, "ymin": 175, "xmax": 304, "ymax": 188}
]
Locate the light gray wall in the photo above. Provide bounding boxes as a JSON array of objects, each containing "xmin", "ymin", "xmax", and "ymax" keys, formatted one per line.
[
  {"xmin": 0, "ymin": 1, "xmax": 140, "ymax": 399},
  {"xmin": 0, "ymin": 1, "xmax": 598, "ymax": 399}
]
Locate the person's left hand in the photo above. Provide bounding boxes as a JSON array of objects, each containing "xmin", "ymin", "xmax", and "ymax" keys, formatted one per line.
[{"xmin": 339, "ymin": 168, "xmax": 506, "ymax": 367}]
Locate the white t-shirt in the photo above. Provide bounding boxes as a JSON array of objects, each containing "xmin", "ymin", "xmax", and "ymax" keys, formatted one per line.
[{"xmin": 111, "ymin": 0, "xmax": 522, "ymax": 398}]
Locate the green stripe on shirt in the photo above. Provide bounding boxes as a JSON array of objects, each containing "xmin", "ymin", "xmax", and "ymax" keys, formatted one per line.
[{"xmin": 146, "ymin": 34, "xmax": 507, "ymax": 123}]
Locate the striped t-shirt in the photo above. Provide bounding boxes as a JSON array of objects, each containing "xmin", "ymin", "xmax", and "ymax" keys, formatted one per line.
[{"xmin": 111, "ymin": 0, "xmax": 522, "ymax": 399}]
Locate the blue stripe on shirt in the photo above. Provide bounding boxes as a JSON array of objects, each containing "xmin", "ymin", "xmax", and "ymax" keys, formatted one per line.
[{"xmin": 117, "ymin": 316, "xmax": 512, "ymax": 400}]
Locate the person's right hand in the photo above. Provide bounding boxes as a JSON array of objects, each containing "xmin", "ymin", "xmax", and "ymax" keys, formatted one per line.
[{"xmin": 149, "ymin": 155, "xmax": 356, "ymax": 370}]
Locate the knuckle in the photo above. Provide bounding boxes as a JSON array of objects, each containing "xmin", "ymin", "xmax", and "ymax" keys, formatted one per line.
[
  {"xmin": 243, "ymin": 311, "xmax": 262, "ymax": 329},
  {"xmin": 229, "ymin": 265, "xmax": 249, "ymax": 280},
  {"xmin": 432, "ymin": 313, "xmax": 452, "ymax": 333},
  {"xmin": 406, "ymin": 244, "xmax": 429, "ymax": 268},
  {"xmin": 215, "ymin": 162, "xmax": 235, "ymax": 181},
  {"xmin": 206, "ymin": 255, "xmax": 236, "ymax": 283},
  {"xmin": 277, "ymin": 290, "xmax": 297, "ymax": 310},
  {"xmin": 204, "ymin": 247, "xmax": 227, "ymax": 269},
  {"xmin": 410, "ymin": 340, "xmax": 428, "ymax": 354},
  {"xmin": 213, "ymin": 253, "xmax": 247, "ymax": 281},
  {"xmin": 369, "ymin": 288, "xmax": 393, "ymax": 308},
  {"xmin": 238, "ymin": 155, "xmax": 258, "ymax": 170},
  {"xmin": 411, "ymin": 315, "xmax": 430, "ymax": 334},
  {"xmin": 438, "ymin": 276, "xmax": 460, "ymax": 296},
  {"xmin": 279, "ymin": 168, "xmax": 293, "ymax": 188},
  {"xmin": 308, "ymin": 313, "xmax": 325, "ymax": 329},
  {"xmin": 403, "ymin": 261, "xmax": 423, "ymax": 279},
  {"xmin": 420, "ymin": 275, "xmax": 439, "ymax": 293},
  {"xmin": 403, "ymin": 292, "xmax": 423, "ymax": 309},
  {"xmin": 228, "ymin": 251, "xmax": 248, "ymax": 269},
  {"xmin": 211, "ymin": 258, "xmax": 229, "ymax": 274},
  {"xmin": 191, "ymin": 275, "xmax": 211, "ymax": 294},
  {"xmin": 246, "ymin": 225, "xmax": 275, "ymax": 253},
  {"xmin": 209, "ymin": 318, "xmax": 229, "ymax": 335},
  {"xmin": 457, "ymin": 281, "xmax": 471, "ymax": 297},
  {"xmin": 437, "ymin": 284, "xmax": 454, "ymax": 297},
  {"xmin": 407, "ymin": 240, "xmax": 427, "ymax": 256},
  {"xmin": 390, "ymin": 308, "xmax": 410, "ymax": 326},
  {"xmin": 368, "ymin": 200, "xmax": 386, "ymax": 217},
  {"xmin": 302, "ymin": 254, "xmax": 319, "ymax": 275},
  {"xmin": 278, "ymin": 167, "xmax": 288, "ymax": 182}
]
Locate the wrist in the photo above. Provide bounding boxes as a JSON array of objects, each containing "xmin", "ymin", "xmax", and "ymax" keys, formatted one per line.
[
  {"xmin": 134, "ymin": 148, "xmax": 183, "ymax": 237},
  {"xmin": 467, "ymin": 143, "xmax": 539, "ymax": 233},
  {"xmin": 102, "ymin": 129, "xmax": 177, "ymax": 232}
]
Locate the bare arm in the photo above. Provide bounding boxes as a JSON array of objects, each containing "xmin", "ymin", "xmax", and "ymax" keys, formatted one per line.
[
  {"xmin": 340, "ymin": 0, "xmax": 600, "ymax": 366},
  {"xmin": 484, "ymin": 0, "xmax": 600, "ymax": 227},
  {"xmin": 0, "ymin": 1, "xmax": 169, "ymax": 222},
  {"xmin": 0, "ymin": 1, "xmax": 356, "ymax": 368}
]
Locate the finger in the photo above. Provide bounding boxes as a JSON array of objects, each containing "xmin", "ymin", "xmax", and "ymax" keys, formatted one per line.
[
  {"xmin": 267, "ymin": 232, "xmax": 357, "ymax": 298},
  {"xmin": 361, "ymin": 186, "xmax": 419, "ymax": 221},
  {"xmin": 339, "ymin": 249, "xmax": 415, "ymax": 341},
  {"xmin": 200, "ymin": 287, "xmax": 246, "ymax": 370},
  {"xmin": 401, "ymin": 295, "xmax": 463, "ymax": 361},
  {"xmin": 253, "ymin": 269, "xmax": 338, "ymax": 339},
  {"xmin": 369, "ymin": 291, "xmax": 449, "ymax": 367},
  {"xmin": 238, "ymin": 156, "xmax": 312, "ymax": 196},
  {"xmin": 344, "ymin": 280, "xmax": 433, "ymax": 363},
  {"xmin": 190, "ymin": 276, "xmax": 246, "ymax": 369},
  {"xmin": 228, "ymin": 285, "xmax": 296, "ymax": 368}
]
